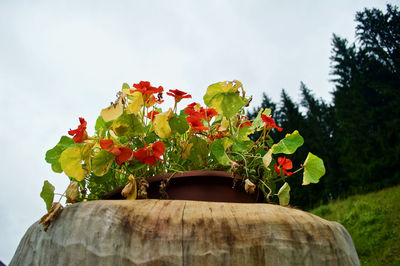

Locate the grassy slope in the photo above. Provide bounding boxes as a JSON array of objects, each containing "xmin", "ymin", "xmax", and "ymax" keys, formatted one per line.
[{"xmin": 311, "ymin": 185, "xmax": 400, "ymax": 266}]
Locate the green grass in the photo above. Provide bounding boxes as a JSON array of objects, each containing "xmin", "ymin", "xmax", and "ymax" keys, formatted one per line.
[{"xmin": 311, "ymin": 185, "xmax": 400, "ymax": 266}]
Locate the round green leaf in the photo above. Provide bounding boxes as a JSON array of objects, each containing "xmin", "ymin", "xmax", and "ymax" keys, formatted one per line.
[
  {"xmin": 169, "ymin": 115, "xmax": 189, "ymax": 134},
  {"xmin": 302, "ymin": 152, "xmax": 325, "ymax": 185},
  {"xmin": 272, "ymin": 130, "xmax": 304, "ymax": 154},
  {"xmin": 45, "ymin": 136, "xmax": 75, "ymax": 173},
  {"xmin": 92, "ymin": 150, "xmax": 115, "ymax": 176},
  {"xmin": 203, "ymin": 81, "xmax": 246, "ymax": 119},
  {"xmin": 210, "ymin": 139, "xmax": 231, "ymax": 166}
]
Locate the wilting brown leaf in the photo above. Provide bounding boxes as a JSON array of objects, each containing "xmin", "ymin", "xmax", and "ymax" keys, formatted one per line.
[
  {"xmin": 66, "ymin": 182, "xmax": 79, "ymax": 204},
  {"xmin": 244, "ymin": 179, "xmax": 256, "ymax": 194},
  {"xmin": 121, "ymin": 175, "xmax": 137, "ymax": 200},
  {"xmin": 39, "ymin": 202, "xmax": 64, "ymax": 231}
]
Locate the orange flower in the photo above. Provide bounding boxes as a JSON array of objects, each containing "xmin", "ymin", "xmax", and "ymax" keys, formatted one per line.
[
  {"xmin": 261, "ymin": 114, "xmax": 282, "ymax": 131},
  {"xmin": 131, "ymin": 81, "xmax": 163, "ymax": 96},
  {"xmin": 133, "ymin": 141, "xmax": 165, "ymax": 165},
  {"xmin": 68, "ymin": 117, "xmax": 88, "ymax": 143},
  {"xmin": 186, "ymin": 113, "xmax": 209, "ymax": 132},
  {"xmin": 237, "ymin": 116, "xmax": 252, "ymax": 129},
  {"xmin": 204, "ymin": 108, "xmax": 218, "ymax": 121},
  {"xmin": 275, "ymin": 156, "xmax": 293, "ymax": 176},
  {"xmin": 99, "ymin": 139, "xmax": 133, "ymax": 166},
  {"xmin": 146, "ymin": 110, "xmax": 160, "ymax": 121},
  {"xmin": 167, "ymin": 89, "xmax": 192, "ymax": 102}
]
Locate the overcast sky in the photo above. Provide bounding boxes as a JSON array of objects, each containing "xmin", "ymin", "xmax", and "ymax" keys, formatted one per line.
[{"xmin": 1, "ymin": 0, "xmax": 398, "ymax": 263}]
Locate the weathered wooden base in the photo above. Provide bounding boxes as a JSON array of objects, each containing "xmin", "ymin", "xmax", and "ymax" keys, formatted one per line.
[{"xmin": 10, "ymin": 200, "xmax": 360, "ymax": 266}]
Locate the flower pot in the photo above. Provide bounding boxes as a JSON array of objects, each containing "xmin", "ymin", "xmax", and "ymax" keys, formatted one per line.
[{"xmin": 103, "ymin": 170, "xmax": 260, "ymax": 203}]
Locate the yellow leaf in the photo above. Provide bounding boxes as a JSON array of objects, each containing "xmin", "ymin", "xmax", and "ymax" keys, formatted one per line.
[
  {"xmin": 126, "ymin": 92, "xmax": 144, "ymax": 115},
  {"xmin": 219, "ymin": 117, "xmax": 229, "ymax": 131},
  {"xmin": 262, "ymin": 149, "xmax": 273, "ymax": 169},
  {"xmin": 121, "ymin": 175, "xmax": 137, "ymax": 200},
  {"xmin": 181, "ymin": 142, "xmax": 193, "ymax": 159},
  {"xmin": 101, "ymin": 101, "xmax": 123, "ymax": 122},
  {"xmin": 153, "ymin": 108, "xmax": 173, "ymax": 139},
  {"xmin": 60, "ymin": 146, "xmax": 86, "ymax": 181},
  {"xmin": 81, "ymin": 143, "xmax": 92, "ymax": 172},
  {"xmin": 145, "ymin": 95, "xmax": 155, "ymax": 107}
]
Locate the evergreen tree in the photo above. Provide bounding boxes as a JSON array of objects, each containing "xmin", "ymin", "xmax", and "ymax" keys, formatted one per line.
[{"xmin": 331, "ymin": 4, "xmax": 400, "ymax": 193}]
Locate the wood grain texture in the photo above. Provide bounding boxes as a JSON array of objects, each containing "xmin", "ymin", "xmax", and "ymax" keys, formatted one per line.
[{"xmin": 10, "ymin": 200, "xmax": 360, "ymax": 266}]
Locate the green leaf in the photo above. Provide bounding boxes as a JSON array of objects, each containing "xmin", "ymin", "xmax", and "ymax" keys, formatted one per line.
[
  {"xmin": 40, "ymin": 180, "xmax": 55, "ymax": 211},
  {"xmin": 272, "ymin": 130, "xmax": 304, "ymax": 154},
  {"xmin": 303, "ymin": 153, "xmax": 325, "ymax": 185},
  {"xmin": 92, "ymin": 150, "xmax": 115, "ymax": 176},
  {"xmin": 203, "ymin": 81, "xmax": 246, "ymax": 118},
  {"xmin": 187, "ymin": 137, "xmax": 208, "ymax": 167},
  {"xmin": 112, "ymin": 113, "xmax": 143, "ymax": 136},
  {"xmin": 169, "ymin": 115, "xmax": 189, "ymax": 134},
  {"xmin": 60, "ymin": 146, "xmax": 87, "ymax": 181},
  {"xmin": 45, "ymin": 136, "xmax": 75, "ymax": 173},
  {"xmin": 250, "ymin": 108, "xmax": 271, "ymax": 131},
  {"xmin": 122, "ymin": 83, "xmax": 130, "ymax": 90},
  {"xmin": 95, "ymin": 115, "xmax": 112, "ymax": 138},
  {"xmin": 237, "ymin": 126, "xmax": 253, "ymax": 141},
  {"xmin": 210, "ymin": 138, "xmax": 231, "ymax": 166},
  {"xmin": 231, "ymin": 138, "xmax": 252, "ymax": 153},
  {"xmin": 277, "ymin": 182, "xmax": 290, "ymax": 205}
]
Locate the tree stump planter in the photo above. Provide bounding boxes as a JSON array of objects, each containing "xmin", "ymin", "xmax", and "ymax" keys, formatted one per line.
[{"xmin": 10, "ymin": 200, "xmax": 360, "ymax": 266}]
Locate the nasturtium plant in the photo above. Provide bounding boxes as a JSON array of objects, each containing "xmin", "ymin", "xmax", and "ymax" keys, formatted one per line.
[{"xmin": 42, "ymin": 80, "xmax": 326, "ymax": 211}]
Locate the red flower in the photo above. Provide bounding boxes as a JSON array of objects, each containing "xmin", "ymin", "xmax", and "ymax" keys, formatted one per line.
[
  {"xmin": 68, "ymin": 117, "xmax": 88, "ymax": 143},
  {"xmin": 100, "ymin": 139, "xmax": 114, "ymax": 149},
  {"xmin": 261, "ymin": 114, "xmax": 282, "ymax": 131},
  {"xmin": 204, "ymin": 108, "xmax": 218, "ymax": 121},
  {"xmin": 186, "ymin": 113, "xmax": 209, "ymax": 132},
  {"xmin": 237, "ymin": 116, "xmax": 252, "ymax": 129},
  {"xmin": 185, "ymin": 102, "xmax": 201, "ymax": 116},
  {"xmin": 167, "ymin": 89, "xmax": 192, "ymax": 102},
  {"xmin": 133, "ymin": 141, "xmax": 165, "ymax": 165},
  {"xmin": 131, "ymin": 81, "xmax": 164, "ymax": 106},
  {"xmin": 147, "ymin": 110, "xmax": 160, "ymax": 121},
  {"xmin": 99, "ymin": 139, "xmax": 133, "ymax": 166},
  {"xmin": 275, "ymin": 157, "xmax": 293, "ymax": 176}
]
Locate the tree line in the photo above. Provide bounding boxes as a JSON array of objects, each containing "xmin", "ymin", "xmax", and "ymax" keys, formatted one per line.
[{"xmin": 248, "ymin": 4, "xmax": 400, "ymax": 209}]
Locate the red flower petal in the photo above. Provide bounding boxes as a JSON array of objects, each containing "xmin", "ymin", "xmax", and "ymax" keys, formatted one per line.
[
  {"xmin": 152, "ymin": 141, "xmax": 165, "ymax": 157},
  {"xmin": 118, "ymin": 146, "xmax": 133, "ymax": 163},
  {"xmin": 278, "ymin": 157, "xmax": 293, "ymax": 170},
  {"xmin": 147, "ymin": 111, "xmax": 160, "ymax": 121},
  {"xmin": 144, "ymin": 156, "xmax": 157, "ymax": 165},
  {"xmin": 107, "ymin": 147, "xmax": 121, "ymax": 156},
  {"xmin": 68, "ymin": 117, "xmax": 87, "ymax": 143},
  {"xmin": 261, "ymin": 115, "xmax": 283, "ymax": 131},
  {"xmin": 100, "ymin": 139, "xmax": 114, "ymax": 149},
  {"xmin": 133, "ymin": 148, "xmax": 148, "ymax": 163}
]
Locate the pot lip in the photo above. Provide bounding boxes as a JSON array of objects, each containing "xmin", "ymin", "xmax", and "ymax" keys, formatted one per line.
[
  {"xmin": 101, "ymin": 170, "xmax": 245, "ymax": 200},
  {"xmin": 146, "ymin": 170, "xmax": 243, "ymax": 183}
]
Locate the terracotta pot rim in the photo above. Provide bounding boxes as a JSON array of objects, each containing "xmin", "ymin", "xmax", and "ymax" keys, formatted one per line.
[
  {"xmin": 146, "ymin": 170, "xmax": 243, "ymax": 183},
  {"xmin": 102, "ymin": 170, "xmax": 246, "ymax": 200}
]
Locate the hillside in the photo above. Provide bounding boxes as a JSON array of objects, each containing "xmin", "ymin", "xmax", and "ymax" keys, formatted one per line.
[{"xmin": 311, "ymin": 185, "xmax": 400, "ymax": 265}]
